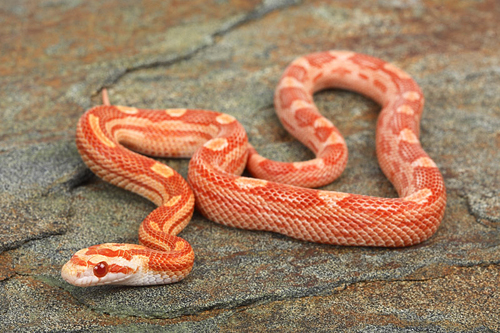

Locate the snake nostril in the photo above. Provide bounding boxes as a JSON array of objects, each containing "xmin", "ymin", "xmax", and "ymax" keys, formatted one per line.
[{"xmin": 93, "ymin": 261, "xmax": 109, "ymax": 278}]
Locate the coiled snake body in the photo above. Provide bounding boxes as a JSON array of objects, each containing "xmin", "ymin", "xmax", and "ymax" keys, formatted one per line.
[{"xmin": 61, "ymin": 51, "xmax": 446, "ymax": 287}]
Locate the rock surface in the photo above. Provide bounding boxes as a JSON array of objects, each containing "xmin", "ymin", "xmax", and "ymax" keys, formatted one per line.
[{"xmin": 1, "ymin": 0, "xmax": 499, "ymax": 331}]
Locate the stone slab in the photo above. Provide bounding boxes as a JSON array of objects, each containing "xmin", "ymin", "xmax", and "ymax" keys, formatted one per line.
[{"xmin": 1, "ymin": 0, "xmax": 498, "ymax": 331}]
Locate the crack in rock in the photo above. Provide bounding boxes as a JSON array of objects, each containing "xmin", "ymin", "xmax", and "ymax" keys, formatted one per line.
[
  {"xmin": 63, "ymin": 0, "xmax": 301, "ymax": 110},
  {"xmin": 466, "ymin": 190, "xmax": 500, "ymax": 229}
]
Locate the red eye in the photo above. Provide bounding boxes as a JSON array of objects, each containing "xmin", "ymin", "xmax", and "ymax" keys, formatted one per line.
[{"xmin": 93, "ymin": 261, "xmax": 108, "ymax": 278}]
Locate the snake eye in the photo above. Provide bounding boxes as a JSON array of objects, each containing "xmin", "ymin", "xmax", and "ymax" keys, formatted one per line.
[{"xmin": 93, "ymin": 261, "xmax": 109, "ymax": 278}]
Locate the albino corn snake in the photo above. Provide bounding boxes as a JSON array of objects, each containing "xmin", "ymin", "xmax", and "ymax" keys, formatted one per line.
[{"xmin": 61, "ymin": 51, "xmax": 446, "ymax": 287}]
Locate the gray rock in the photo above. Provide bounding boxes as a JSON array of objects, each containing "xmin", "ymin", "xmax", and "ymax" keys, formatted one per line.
[{"xmin": 1, "ymin": 0, "xmax": 498, "ymax": 331}]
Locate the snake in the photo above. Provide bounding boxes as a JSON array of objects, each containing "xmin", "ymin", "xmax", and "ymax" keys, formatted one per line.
[{"xmin": 61, "ymin": 51, "xmax": 446, "ymax": 287}]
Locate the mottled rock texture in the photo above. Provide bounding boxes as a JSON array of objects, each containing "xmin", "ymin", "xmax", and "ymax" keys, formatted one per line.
[{"xmin": 0, "ymin": 0, "xmax": 498, "ymax": 331}]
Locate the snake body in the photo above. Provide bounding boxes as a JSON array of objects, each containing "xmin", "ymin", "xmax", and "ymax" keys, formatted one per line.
[{"xmin": 61, "ymin": 51, "xmax": 446, "ymax": 287}]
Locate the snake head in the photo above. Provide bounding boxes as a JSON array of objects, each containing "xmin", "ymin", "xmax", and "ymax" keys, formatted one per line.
[{"xmin": 61, "ymin": 243, "xmax": 143, "ymax": 287}]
